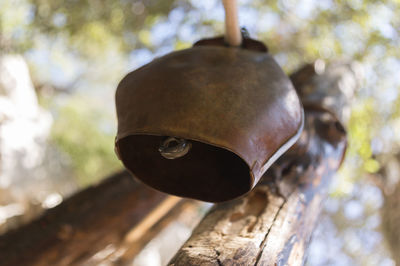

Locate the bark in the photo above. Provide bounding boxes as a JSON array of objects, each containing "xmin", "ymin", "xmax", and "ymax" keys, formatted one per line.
[
  {"xmin": 381, "ymin": 180, "xmax": 400, "ymax": 265},
  {"xmin": 169, "ymin": 61, "xmax": 360, "ymax": 266},
  {"xmin": 168, "ymin": 105, "xmax": 347, "ymax": 266},
  {"xmin": 0, "ymin": 171, "xmax": 185, "ymax": 266},
  {"xmin": 378, "ymin": 153, "xmax": 400, "ymax": 265}
]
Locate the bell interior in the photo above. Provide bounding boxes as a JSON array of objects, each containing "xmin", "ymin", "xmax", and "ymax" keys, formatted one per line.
[{"xmin": 118, "ymin": 135, "xmax": 252, "ymax": 202}]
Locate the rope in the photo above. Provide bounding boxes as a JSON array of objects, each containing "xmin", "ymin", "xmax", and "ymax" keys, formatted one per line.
[
  {"xmin": 222, "ymin": 0, "xmax": 242, "ymax": 46},
  {"xmin": 156, "ymin": 1, "xmax": 242, "ymax": 160}
]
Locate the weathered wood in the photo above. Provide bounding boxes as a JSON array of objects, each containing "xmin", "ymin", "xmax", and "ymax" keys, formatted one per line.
[
  {"xmin": 169, "ymin": 107, "xmax": 346, "ymax": 266},
  {"xmin": 115, "ymin": 199, "xmax": 207, "ymax": 265},
  {"xmin": 378, "ymin": 153, "xmax": 400, "ymax": 265},
  {"xmin": 381, "ymin": 177, "xmax": 400, "ymax": 265},
  {"xmin": 169, "ymin": 61, "xmax": 360, "ymax": 266},
  {"xmin": 0, "ymin": 170, "xmax": 184, "ymax": 266}
]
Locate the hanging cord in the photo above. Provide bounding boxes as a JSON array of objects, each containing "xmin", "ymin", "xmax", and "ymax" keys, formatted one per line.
[
  {"xmin": 222, "ymin": 0, "xmax": 242, "ymax": 46},
  {"xmin": 159, "ymin": 1, "xmax": 242, "ymax": 159}
]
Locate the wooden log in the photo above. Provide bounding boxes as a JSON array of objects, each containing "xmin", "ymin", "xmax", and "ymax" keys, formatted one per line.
[
  {"xmin": 381, "ymin": 173, "xmax": 400, "ymax": 266},
  {"xmin": 0, "ymin": 171, "xmax": 185, "ymax": 266},
  {"xmin": 169, "ymin": 61, "xmax": 360, "ymax": 266},
  {"xmin": 114, "ymin": 198, "xmax": 208, "ymax": 265},
  {"xmin": 377, "ymin": 153, "xmax": 400, "ymax": 265},
  {"xmin": 168, "ymin": 106, "xmax": 347, "ymax": 266}
]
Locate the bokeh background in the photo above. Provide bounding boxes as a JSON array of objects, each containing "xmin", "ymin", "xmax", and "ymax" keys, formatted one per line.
[{"xmin": 1, "ymin": 0, "xmax": 400, "ymax": 265}]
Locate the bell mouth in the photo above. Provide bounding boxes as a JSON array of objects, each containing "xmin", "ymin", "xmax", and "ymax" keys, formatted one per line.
[{"xmin": 117, "ymin": 134, "xmax": 252, "ymax": 202}]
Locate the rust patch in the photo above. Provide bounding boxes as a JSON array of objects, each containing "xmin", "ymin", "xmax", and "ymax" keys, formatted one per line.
[
  {"xmin": 229, "ymin": 190, "xmax": 268, "ymax": 222},
  {"xmin": 227, "ymin": 190, "xmax": 269, "ymax": 234},
  {"xmin": 229, "ymin": 212, "xmax": 244, "ymax": 222},
  {"xmin": 57, "ymin": 224, "xmax": 74, "ymax": 240}
]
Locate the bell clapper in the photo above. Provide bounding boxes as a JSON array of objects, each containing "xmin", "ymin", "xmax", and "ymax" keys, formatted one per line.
[{"xmin": 159, "ymin": 137, "xmax": 192, "ymax": 159}]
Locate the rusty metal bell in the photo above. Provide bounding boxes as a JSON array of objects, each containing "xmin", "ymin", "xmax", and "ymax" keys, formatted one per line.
[{"xmin": 115, "ymin": 37, "xmax": 304, "ymax": 202}]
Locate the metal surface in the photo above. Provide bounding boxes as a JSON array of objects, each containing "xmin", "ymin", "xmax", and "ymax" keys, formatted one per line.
[
  {"xmin": 115, "ymin": 37, "xmax": 304, "ymax": 202},
  {"xmin": 158, "ymin": 137, "xmax": 192, "ymax": 159}
]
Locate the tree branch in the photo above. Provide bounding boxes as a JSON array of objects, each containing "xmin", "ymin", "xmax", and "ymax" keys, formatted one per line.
[{"xmin": 169, "ymin": 61, "xmax": 361, "ymax": 265}]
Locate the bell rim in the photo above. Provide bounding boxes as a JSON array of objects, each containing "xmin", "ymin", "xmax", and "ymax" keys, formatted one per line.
[
  {"xmin": 258, "ymin": 107, "xmax": 305, "ymax": 175},
  {"xmin": 115, "ymin": 129, "xmax": 256, "ymax": 186},
  {"xmin": 115, "ymin": 107, "xmax": 304, "ymax": 189}
]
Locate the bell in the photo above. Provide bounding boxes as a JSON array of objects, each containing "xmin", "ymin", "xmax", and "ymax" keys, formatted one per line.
[{"xmin": 115, "ymin": 37, "xmax": 304, "ymax": 202}]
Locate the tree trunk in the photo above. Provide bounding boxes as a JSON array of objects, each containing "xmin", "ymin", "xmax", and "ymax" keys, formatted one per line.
[
  {"xmin": 379, "ymin": 153, "xmax": 400, "ymax": 265},
  {"xmin": 381, "ymin": 180, "xmax": 400, "ymax": 265},
  {"xmin": 168, "ymin": 105, "xmax": 347, "ymax": 266}
]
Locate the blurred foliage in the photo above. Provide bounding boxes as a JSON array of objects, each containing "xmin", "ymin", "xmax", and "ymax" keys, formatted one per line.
[
  {"xmin": 50, "ymin": 95, "xmax": 121, "ymax": 186},
  {"xmin": 1, "ymin": 0, "xmax": 400, "ymax": 264},
  {"xmin": 347, "ymin": 99, "xmax": 380, "ymax": 173}
]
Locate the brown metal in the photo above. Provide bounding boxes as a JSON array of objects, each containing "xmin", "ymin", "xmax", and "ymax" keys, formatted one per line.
[{"xmin": 115, "ymin": 37, "xmax": 303, "ymax": 202}]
